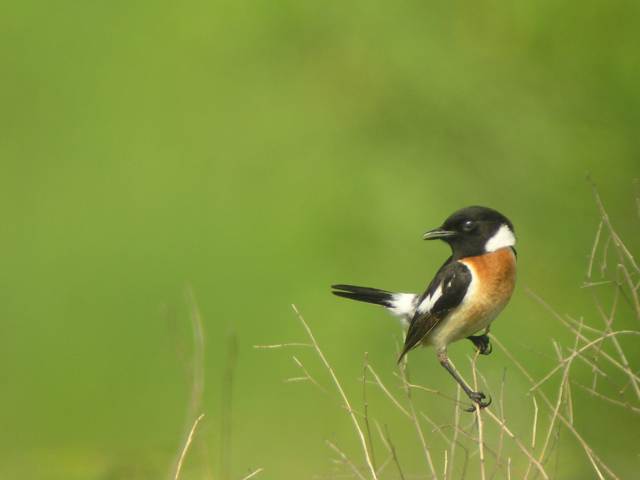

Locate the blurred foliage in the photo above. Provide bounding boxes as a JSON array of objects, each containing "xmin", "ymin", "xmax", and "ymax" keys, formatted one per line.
[{"xmin": 0, "ymin": 1, "xmax": 638, "ymax": 479}]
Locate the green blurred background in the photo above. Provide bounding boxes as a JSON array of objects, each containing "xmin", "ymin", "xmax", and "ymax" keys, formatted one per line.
[{"xmin": 1, "ymin": 1, "xmax": 639, "ymax": 479}]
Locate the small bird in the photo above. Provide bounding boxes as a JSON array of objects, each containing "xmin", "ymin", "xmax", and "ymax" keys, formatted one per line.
[{"xmin": 332, "ymin": 206, "xmax": 517, "ymax": 410}]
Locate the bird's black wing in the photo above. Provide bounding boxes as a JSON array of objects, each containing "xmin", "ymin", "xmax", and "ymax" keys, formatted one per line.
[{"xmin": 399, "ymin": 258, "xmax": 472, "ymax": 361}]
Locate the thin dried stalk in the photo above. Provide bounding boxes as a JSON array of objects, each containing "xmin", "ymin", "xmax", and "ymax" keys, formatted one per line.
[
  {"xmin": 522, "ymin": 395, "xmax": 540, "ymax": 480},
  {"xmin": 174, "ymin": 413, "xmax": 205, "ymax": 480},
  {"xmin": 367, "ymin": 364, "xmax": 410, "ymax": 418},
  {"xmin": 618, "ymin": 263, "xmax": 640, "ymax": 320},
  {"xmin": 482, "ymin": 407, "xmax": 549, "ymax": 479},
  {"xmin": 531, "ymin": 396, "xmax": 539, "ymax": 449},
  {"xmin": 362, "ymin": 353, "xmax": 377, "ymax": 471},
  {"xmin": 292, "ymin": 305, "xmax": 378, "ymax": 480},
  {"xmin": 253, "ymin": 342, "xmax": 312, "ymax": 349},
  {"xmin": 326, "ymin": 440, "xmax": 368, "ymax": 480},
  {"xmin": 448, "ymin": 386, "xmax": 462, "ymax": 480},
  {"xmin": 443, "ymin": 450, "xmax": 448, "ymax": 479},
  {"xmin": 291, "ymin": 355, "xmax": 329, "ymax": 394},
  {"xmin": 469, "ymin": 353, "xmax": 486, "ymax": 480},
  {"xmin": 240, "ymin": 468, "xmax": 264, "ymax": 480},
  {"xmin": 375, "ymin": 422, "xmax": 406, "ymax": 480},
  {"xmin": 586, "ymin": 220, "xmax": 604, "ymax": 279},
  {"xmin": 572, "ymin": 381, "xmax": 640, "ymax": 414},
  {"xmin": 537, "ymin": 347, "xmax": 571, "ymax": 469},
  {"xmin": 420, "ymin": 411, "xmax": 454, "ymax": 447},
  {"xmin": 488, "ymin": 371, "xmax": 507, "ymax": 480},
  {"xmin": 399, "ymin": 362, "xmax": 439, "ymax": 479}
]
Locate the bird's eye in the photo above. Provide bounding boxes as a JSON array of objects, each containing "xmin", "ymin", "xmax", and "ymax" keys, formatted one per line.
[{"xmin": 462, "ymin": 220, "xmax": 476, "ymax": 232}]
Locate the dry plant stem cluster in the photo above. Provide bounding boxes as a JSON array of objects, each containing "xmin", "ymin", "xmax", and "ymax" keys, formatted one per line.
[
  {"xmin": 292, "ymin": 304, "xmax": 380, "ymax": 480},
  {"xmin": 261, "ymin": 189, "xmax": 638, "ymax": 480},
  {"xmin": 282, "ymin": 304, "xmax": 550, "ymax": 480},
  {"xmin": 283, "ymin": 299, "xmax": 631, "ymax": 480}
]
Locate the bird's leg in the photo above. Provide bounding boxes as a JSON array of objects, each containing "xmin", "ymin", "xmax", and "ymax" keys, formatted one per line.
[
  {"xmin": 467, "ymin": 331, "xmax": 492, "ymax": 355},
  {"xmin": 437, "ymin": 348, "xmax": 491, "ymax": 412}
]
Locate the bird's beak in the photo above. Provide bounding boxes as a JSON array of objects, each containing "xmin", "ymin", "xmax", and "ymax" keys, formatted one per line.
[{"xmin": 423, "ymin": 228, "xmax": 457, "ymax": 240}]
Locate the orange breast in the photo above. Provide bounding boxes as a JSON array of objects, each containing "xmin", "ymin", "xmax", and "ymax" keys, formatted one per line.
[{"xmin": 461, "ymin": 248, "xmax": 517, "ymax": 322}]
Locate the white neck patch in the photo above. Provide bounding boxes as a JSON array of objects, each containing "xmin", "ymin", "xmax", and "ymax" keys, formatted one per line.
[{"xmin": 485, "ymin": 224, "xmax": 516, "ymax": 252}]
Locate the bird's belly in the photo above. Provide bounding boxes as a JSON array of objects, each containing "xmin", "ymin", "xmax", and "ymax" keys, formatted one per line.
[{"xmin": 424, "ymin": 302, "xmax": 505, "ymax": 349}]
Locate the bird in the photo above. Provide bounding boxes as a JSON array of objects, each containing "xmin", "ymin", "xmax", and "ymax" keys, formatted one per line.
[{"xmin": 331, "ymin": 206, "xmax": 517, "ymax": 410}]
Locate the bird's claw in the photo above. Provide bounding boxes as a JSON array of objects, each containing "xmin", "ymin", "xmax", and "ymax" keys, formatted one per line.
[
  {"xmin": 468, "ymin": 334, "xmax": 492, "ymax": 355},
  {"xmin": 465, "ymin": 391, "xmax": 492, "ymax": 412}
]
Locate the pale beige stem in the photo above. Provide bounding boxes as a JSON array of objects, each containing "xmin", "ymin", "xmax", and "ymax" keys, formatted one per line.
[
  {"xmin": 326, "ymin": 440, "xmax": 368, "ymax": 480},
  {"xmin": 174, "ymin": 414, "xmax": 205, "ymax": 480},
  {"xmin": 470, "ymin": 353, "xmax": 486, "ymax": 480},
  {"xmin": 292, "ymin": 305, "xmax": 378, "ymax": 480}
]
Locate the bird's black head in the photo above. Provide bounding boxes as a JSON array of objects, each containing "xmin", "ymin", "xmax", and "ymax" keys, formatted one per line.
[{"xmin": 423, "ymin": 206, "xmax": 516, "ymax": 259}]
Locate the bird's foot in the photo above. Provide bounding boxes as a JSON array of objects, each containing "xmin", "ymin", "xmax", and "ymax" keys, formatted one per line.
[
  {"xmin": 465, "ymin": 391, "xmax": 492, "ymax": 412},
  {"xmin": 467, "ymin": 334, "xmax": 492, "ymax": 355}
]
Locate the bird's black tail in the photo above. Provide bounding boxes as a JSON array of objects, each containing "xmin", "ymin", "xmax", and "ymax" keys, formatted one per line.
[{"xmin": 331, "ymin": 284, "xmax": 394, "ymax": 308}]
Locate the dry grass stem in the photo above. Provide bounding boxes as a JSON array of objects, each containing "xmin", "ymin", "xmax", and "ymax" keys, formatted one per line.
[
  {"xmin": 572, "ymin": 381, "xmax": 640, "ymax": 414},
  {"xmin": 362, "ymin": 353, "xmax": 377, "ymax": 471},
  {"xmin": 536, "ymin": 353, "xmax": 570, "ymax": 471},
  {"xmin": 531, "ymin": 396, "xmax": 539, "ymax": 449},
  {"xmin": 447, "ymin": 386, "xmax": 461, "ymax": 480},
  {"xmin": 239, "ymin": 468, "xmax": 264, "ymax": 480},
  {"xmin": 482, "ymin": 408, "xmax": 549, "ymax": 479},
  {"xmin": 253, "ymin": 343, "xmax": 312, "ymax": 349},
  {"xmin": 289, "ymin": 355, "xmax": 329, "ymax": 394},
  {"xmin": 292, "ymin": 304, "xmax": 379, "ymax": 480},
  {"xmin": 399, "ymin": 362, "xmax": 439, "ymax": 479},
  {"xmin": 284, "ymin": 376, "xmax": 311, "ymax": 383},
  {"xmin": 326, "ymin": 440, "xmax": 368, "ymax": 480},
  {"xmin": 442, "ymin": 450, "xmax": 448, "ymax": 480},
  {"xmin": 469, "ymin": 352, "xmax": 486, "ymax": 480},
  {"xmin": 366, "ymin": 365, "xmax": 410, "ymax": 418},
  {"xmin": 419, "ymin": 411, "xmax": 454, "ymax": 448},
  {"xmin": 376, "ymin": 422, "xmax": 406, "ymax": 480},
  {"xmin": 488, "ymin": 372, "xmax": 506, "ymax": 480},
  {"xmin": 586, "ymin": 219, "xmax": 604, "ymax": 279},
  {"xmin": 173, "ymin": 413, "xmax": 205, "ymax": 480},
  {"xmin": 522, "ymin": 394, "xmax": 540, "ymax": 480}
]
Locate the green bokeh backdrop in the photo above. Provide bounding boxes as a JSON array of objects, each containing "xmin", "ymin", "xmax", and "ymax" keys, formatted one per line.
[{"xmin": 1, "ymin": 1, "xmax": 639, "ymax": 479}]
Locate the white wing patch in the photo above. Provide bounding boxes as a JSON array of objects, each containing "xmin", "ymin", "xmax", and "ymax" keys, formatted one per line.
[
  {"xmin": 485, "ymin": 224, "xmax": 516, "ymax": 252},
  {"xmin": 387, "ymin": 293, "xmax": 418, "ymax": 327},
  {"xmin": 388, "ymin": 293, "xmax": 418, "ymax": 318},
  {"xmin": 417, "ymin": 283, "xmax": 443, "ymax": 314}
]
